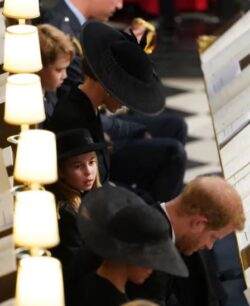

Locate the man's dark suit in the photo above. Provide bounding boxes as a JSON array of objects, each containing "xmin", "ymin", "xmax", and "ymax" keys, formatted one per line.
[{"xmin": 127, "ymin": 203, "xmax": 227, "ymax": 306}]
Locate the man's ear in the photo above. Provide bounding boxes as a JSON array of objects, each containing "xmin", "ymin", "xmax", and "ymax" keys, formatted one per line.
[{"xmin": 189, "ymin": 215, "xmax": 208, "ymax": 233}]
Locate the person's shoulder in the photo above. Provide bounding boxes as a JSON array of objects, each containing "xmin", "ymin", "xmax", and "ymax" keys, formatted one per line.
[
  {"xmin": 55, "ymin": 85, "xmax": 82, "ymax": 107},
  {"xmin": 40, "ymin": 3, "xmax": 61, "ymax": 22},
  {"xmin": 40, "ymin": 1, "xmax": 71, "ymax": 27},
  {"xmin": 59, "ymin": 201, "xmax": 77, "ymax": 215}
]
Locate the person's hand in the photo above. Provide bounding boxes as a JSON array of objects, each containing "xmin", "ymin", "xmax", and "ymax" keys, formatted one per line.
[
  {"xmin": 143, "ymin": 131, "xmax": 152, "ymax": 139},
  {"xmin": 131, "ymin": 18, "xmax": 157, "ymax": 54},
  {"xmin": 130, "ymin": 23, "xmax": 146, "ymax": 43}
]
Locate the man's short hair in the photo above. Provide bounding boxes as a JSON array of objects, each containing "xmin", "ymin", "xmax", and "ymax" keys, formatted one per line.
[
  {"xmin": 37, "ymin": 24, "xmax": 75, "ymax": 67},
  {"xmin": 177, "ymin": 176, "xmax": 245, "ymax": 231}
]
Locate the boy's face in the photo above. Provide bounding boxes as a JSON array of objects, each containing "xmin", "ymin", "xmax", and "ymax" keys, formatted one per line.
[{"xmin": 39, "ymin": 54, "xmax": 71, "ymax": 92}]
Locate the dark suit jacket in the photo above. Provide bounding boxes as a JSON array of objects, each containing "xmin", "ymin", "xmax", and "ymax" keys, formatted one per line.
[{"xmin": 128, "ymin": 203, "xmax": 226, "ymax": 306}]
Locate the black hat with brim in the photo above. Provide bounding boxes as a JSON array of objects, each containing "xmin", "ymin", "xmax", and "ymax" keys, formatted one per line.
[
  {"xmin": 57, "ymin": 128, "xmax": 105, "ymax": 160},
  {"xmin": 80, "ymin": 21, "xmax": 165, "ymax": 115},
  {"xmin": 77, "ymin": 183, "xmax": 188, "ymax": 277}
]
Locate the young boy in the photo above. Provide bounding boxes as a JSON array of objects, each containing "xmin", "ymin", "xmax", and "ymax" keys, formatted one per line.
[{"xmin": 37, "ymin": 24, "xmax": 75, "ymax": 120}]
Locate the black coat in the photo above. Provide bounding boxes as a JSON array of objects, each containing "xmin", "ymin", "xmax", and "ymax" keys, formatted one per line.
[
  {"xmin": 48, "ymin": 86, "xmax": 109, "ymax": 183},
  {"xmin": 50, "ymin": 200, "xmax": 102, "ymax": 306},
  {"xmin": 79, "ymin": 273, "xmax": 128, "ymax": 306}
]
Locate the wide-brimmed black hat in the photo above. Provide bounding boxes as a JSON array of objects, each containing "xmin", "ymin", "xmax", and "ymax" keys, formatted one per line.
[
  {"xmin": 80, "ymin": 20, "xmax": 165, "ymax": 115},
  {"xmin": 77, "ymin": 183, "xmax": 188, "ymax": 277},
  {"xmin": 56, "ymin": 128, "xmax": 105, "ymax": 160}
]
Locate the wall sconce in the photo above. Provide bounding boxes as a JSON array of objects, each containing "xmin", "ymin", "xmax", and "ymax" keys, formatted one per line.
[
  {"xmin": 4, "ymin": 25, "xmax": 42, "ymax": 73},
  {"xmin": 14, "ymin": 190, "xmax": 59, "ymax": 254},
  {"xmin": 3, "ymin": 0, "xmax": 40, "ymax": 23},
  {"xmin": 4, "ymin": 74, "xmax": 45, "ymax": 129},
  {"xmin": 14, "ymin": 129, "xmax": 58, "ymax": 188},
  {"xmin": 16, "ymin": 257, "xmax": 64, "ymax": 306},
  {"xmin": 2, "ymin": 1, "xmax": 64, "ymax": 305}
]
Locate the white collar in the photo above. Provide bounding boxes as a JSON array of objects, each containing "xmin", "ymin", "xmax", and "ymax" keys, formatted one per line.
[
  {"xmin": 160, "ymin": 202, "xmax": 176, "ymax": 243},
  {"xmin": 64, "ymin": 0, "xmax": 86, "ymax": 25}
]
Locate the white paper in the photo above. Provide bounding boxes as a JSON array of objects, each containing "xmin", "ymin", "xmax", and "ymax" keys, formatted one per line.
[
  {"xmin": 208, "ymin": 65, "xmax": 250, "ymax": 113},
  {"xmin": 236, "ymin": 230, "xmax": 250, "ymax": 251},
  {"xmin": 201, "ymin": 10, "xmax": 250, "ymax": 64},
  {"xmin": 228, "ymin": 165, "xmax": 250, "ymax": 213},
  {"xmin": 220, "ymin": 125, "xmax": 250, "ymax": 179},
  {"xmin": 213, "ymin": 85, "xmax": 250, "ymax": 145},
  {"xmin": 2, "ymin": 147, "xmax": 13, "ymax": 169},
  {"xmin": 202, "ymin": 28, "xmax": 250, "ymax": 82},
  {"xmin": 0, "ymin": 299, "xmax": 15, "ymax": 306},
  {"xmin": 244, "ymin": 287, "xmax": 250, "ymax": 304},
  {"xmin": 0, "ymin": 190, "xmax": 13, "ymax": 232},
  {"xmin": 0, "ymin": 149, "xmax": 11, "ymax": 194},
  {"xmin": 0, "ymin": 235, "xmax": 16, "ymax": 277},
  {"xmin": 206, "ymin": 60, "xmax": 241, "ymax": 98},
  {"xmin": 0, "ymin": 73, "xmax": 7, "ymax": 105},
  {"xmin": 236, "ymin": 208, "xmax": 250, "ymax": 251}
]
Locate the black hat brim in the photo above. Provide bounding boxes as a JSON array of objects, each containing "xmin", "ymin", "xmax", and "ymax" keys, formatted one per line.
[
  {"xmin": 81, "ymin": 21, "xmax": 165, "ymax": 115},
  {"xmin": 77, "ymin": 184, "xmax": 188, "ymax": 277},
  {"xmin": 78, "ymin": 212, "xmax": 188, "ymax": 277},
  {"xmin": 58, "ymin": 142, "xmax": 105, "ymax": 160}
]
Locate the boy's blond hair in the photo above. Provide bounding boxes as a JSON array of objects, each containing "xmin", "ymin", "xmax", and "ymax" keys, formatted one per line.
[{"xmin": 37, "ymin": 23, "xmax": 75, "ymax": 67}]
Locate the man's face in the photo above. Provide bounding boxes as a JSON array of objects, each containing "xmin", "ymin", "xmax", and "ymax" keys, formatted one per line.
[
  {"xmin": 89, "ymin": 0, "xmax": 123, "ymax": 21},
  {"xmin": 176, "ymin": 223, "xmax": 234, "ymax": 256}
]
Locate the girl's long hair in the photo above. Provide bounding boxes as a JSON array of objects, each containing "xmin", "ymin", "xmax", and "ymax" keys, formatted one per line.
[{"xmin": 47, "ymin": 157, "xmax": 101, "ymax": 211}]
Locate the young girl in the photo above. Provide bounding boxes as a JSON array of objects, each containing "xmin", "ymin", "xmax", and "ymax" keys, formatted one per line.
[{"xmin": 47, "ymin": 128, "xmax": 105, "ymax": 303}]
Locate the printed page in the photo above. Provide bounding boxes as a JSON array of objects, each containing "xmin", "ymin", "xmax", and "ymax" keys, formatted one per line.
[
  {"xmin": 201, "ymin": 10, "xmax": 250, "ymax": 64},
  {"xmin": 220, "ymin": 125, "xmax": 250, "ymax": 179}
]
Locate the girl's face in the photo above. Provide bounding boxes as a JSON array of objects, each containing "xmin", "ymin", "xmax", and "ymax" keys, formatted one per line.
[{"xmin": 59, "ymin": 152, "xmax": 98, "ymax": 192}]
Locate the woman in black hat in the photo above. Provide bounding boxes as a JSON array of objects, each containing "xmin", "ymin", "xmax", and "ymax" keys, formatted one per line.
[
  {"xmin": 48, "ymin": 20, "xmax": 186, "ymax": 204},
  {"xmin": 48, "ymin": 20, "xmax": 165, "ymax": 183},
  {"xmin": 76, "ymin": 184, "xmax": 188, "ymax": 306},
  {"xmin": 47, "ymin": 128, "xmax": 105, "ymax": 303}
]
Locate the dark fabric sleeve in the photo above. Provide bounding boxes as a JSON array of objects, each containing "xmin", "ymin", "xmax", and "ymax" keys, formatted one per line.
[
  {"xmin": 101, "ymin": 114, "xmax": 147, "ymax": 140},
  {"xmin": 172, "ymin": 250, "xmax": 227, "ymax": 306},
  {"xmin": 127, "ymin": 270, "xmax": 174, "ymax": 306},
  {"xmin": 50, "ymin": 206, "xmax": 82, "ymax": 265}
]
